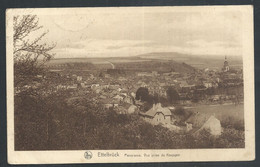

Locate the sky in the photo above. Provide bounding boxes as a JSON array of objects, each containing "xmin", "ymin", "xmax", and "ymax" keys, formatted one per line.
[{"xmin": 30, "ymin": 7, "xmax": 245, "ymax": 58}]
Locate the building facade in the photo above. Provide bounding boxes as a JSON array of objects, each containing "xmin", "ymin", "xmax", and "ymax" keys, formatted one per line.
[{"xmin": 140, "ymin": 103, "xmax": 172, "ymax": 125}]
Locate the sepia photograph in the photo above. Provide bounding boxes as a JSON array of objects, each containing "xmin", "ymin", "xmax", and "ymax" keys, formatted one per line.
[{"xmin": 6, "ymin": 6, "xmax": 255, "ymax": 164}]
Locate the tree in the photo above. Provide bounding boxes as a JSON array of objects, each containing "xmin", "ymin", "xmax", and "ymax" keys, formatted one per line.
[
  {"xmin": 166, "ymin": 87, "xmax": 179, "ymax": 104},
  {"xmin": 135, "ymin": 87, "xmax": 149, "ymax": 101},
  {"xmin": 153, "ymin": 93, "xmax": 159, "ymax": 104},
  {"xmin": 13, "ymin": 15, "xmax": 56, "ymax": 86},
  {"xmin": 99, "ymin": 71, "xmax": 105, "ymax": 78}
]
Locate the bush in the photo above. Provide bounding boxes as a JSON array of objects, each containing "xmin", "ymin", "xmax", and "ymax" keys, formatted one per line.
[
  {"xmin": 15, "ymin": 89, "xmax": 245, "ymax": 150},
  {"xmin": 221, "ymin": 116, "xmax": 244, "ymax": 131},
  {"xmin": 189, "ymin": 128, "xmax": 245, "ymax": 148}
]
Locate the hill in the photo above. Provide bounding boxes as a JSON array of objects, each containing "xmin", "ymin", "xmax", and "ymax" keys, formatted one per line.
[
  {"xmin": 138, "ymin": 52, "xmax": 243, "ymax": 70},
  {"xmin": 46, "ymin": 55, "xmax": 197, "ymax": 73},
  {"xmin": 113, "ymin": 59, "xmax": 196, "ymax": 73}
]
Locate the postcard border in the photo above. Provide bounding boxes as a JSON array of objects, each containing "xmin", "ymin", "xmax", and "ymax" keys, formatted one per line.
[{"xmin": 6, "ymin": 5, "xmax": 255, "ymax": 164}]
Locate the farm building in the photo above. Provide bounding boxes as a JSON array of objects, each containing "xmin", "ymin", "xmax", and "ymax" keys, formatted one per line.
[{"xmin": 140, "ymin": 103, "xmax": 172, "ymax": 125}]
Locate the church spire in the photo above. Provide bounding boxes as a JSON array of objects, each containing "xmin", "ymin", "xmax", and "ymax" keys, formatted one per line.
[{"xmin": 223, "ymin": 56, "xmax": 230, "ymax": 72}]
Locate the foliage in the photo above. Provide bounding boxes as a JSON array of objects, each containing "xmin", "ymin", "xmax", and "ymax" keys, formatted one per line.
[
  {"xmin": 166, "ymin": 87, "xmax": 179, "ymax": 103},
  {"xmin": 135, "ymin": 87, "xmax": 149, "ymax": 101},
  {"xmin": 158, "ymin": 96, "xmax": 170, "ymax": 107},
  {"xmin": 188, "ymin": 128, "xmax": 245, "ymax": 148},
  {"xmin": 221, "ymin": 116, "xmax": 244, "ymax": 131},
  {"xmin": 136, "ymin": 87, "xmax": 162, "ymax": 111},
  {"xmin": 14, "ymin": 88, "xmax": 245, "ymax": 150},
  {"xmin": 191, "ymin": 93, "xmax": 200, "ymax": 103},
  {"xmin": 13, "ymin": 15, "xmax": 56, "ymax": 87},
  {"xmin": 172, "ymin": 107, "xmax": 193, "ymax": 126}
]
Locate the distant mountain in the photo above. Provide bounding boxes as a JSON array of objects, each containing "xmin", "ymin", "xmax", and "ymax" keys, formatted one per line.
[
  {"xmin": 113, "ymin": 58, "xmax": 197, "ymax": 74},
  {"xmin": 138, "ymin": 52, "xmax": 194, "ymax": 60},
  {"xmin": 45, "ymin": 52, "xmax": 242, "ymax": 72}
]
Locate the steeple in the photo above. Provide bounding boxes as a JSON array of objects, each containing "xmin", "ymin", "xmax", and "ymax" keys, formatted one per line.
[{"xmin": 223, "ymin": 56, "xmax": 230, "ymax": 72}]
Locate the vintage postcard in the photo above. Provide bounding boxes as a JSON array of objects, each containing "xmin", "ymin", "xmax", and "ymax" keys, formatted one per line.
[{"xmin": 6, "ymin": 6, "xmax": 255, "ymax": 164}]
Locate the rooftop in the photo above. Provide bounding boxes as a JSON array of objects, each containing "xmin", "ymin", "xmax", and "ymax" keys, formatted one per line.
[{"xmin": 141, "ymin": 103, "xmax": 172, "ymax": 117}]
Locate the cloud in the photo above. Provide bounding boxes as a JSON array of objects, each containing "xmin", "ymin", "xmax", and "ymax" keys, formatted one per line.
[
  {"xmin": 183, "ymin": 40, "xmax": 242, "ymax": 56},
  {"xmin": 186, "ymin": 39, "xmax": 241, "ymax": 48},
  {"xmin": 107, "ymin": 46, "xmax": 125, "ymax": 50},
  {"xmin": 53, "ymin": 39, "xmax": 154, "ymax": 58},
  {"xmin": 59, "ymin": 43, "xmax": 85, "ymax": 49},
  {"xmin": 41, "ymin": 7, "xmax": 243, "ymax": 58},
  {"xmin": 52, "ymin": 38, "xmax": 242, "ymax": 58}
]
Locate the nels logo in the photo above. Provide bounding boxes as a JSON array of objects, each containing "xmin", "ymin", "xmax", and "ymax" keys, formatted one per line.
[{"xmin": 84, "ymin": 151, "xmax": 93, "ymax": 160}]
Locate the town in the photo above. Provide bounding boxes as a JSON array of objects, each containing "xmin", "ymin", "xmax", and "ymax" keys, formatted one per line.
[{"xmin": 15, "ymin": 55, "xmax": 243, "ymax": 132}]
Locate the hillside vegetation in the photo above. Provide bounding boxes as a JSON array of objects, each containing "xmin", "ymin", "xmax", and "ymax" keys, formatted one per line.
[
  {"xmin": 46, "ymin": 57, "xmax": 197, "ymax": 73},
  {"xmin": 15, "ymin": 88, "xmax": 244, "ymax": 150}
]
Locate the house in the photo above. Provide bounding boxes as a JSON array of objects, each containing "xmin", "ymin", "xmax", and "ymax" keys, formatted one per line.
[
  {"xmin": 159, "ymin": 82, "xmax": 167, "ymax": 87},
  {"xmin": 171, "ymin": 72, "xmax": 180, "ymax": 77},
  {"xmin": 203, "ymin": 81, "xmax": 213, "ymax": 88},
  {"xmin": 137, "ymin": 81, "xmax": 148, "ymax": 87},
  {"xmin": 104, "ymin": 74, "xmax": 111, "ymax": 78},
  {"xmin": 80, "ymin": 83, "xmax": 86, "ymax": 88},
  {"xmin": 137, "ymin": 72, "xmax": 152, "ymax": 77},
  {"xmin": 193, "ymin": 115, "xmax": 222, "ymax": 136},
  {"xmin": 113, "ymin": 95, "xmax": 124, "ymax": 101},
  {"xmin": 110, "ymin": 84, "xmax": 120, "ymax": 90},
  {"xmin": 67, "ymin": 84, "xmax": 77, "ymax": 89},
  {"xmin": 140, "ymin": 103, "xmax": 172, "ymax": 125},
  {"xmin": 127, "ymin": 105, "xmax": 138, "ymax": 114},
  {"xmin": 130, "ymin": 92, "xmax": 136, "ymax": 98},
  {"xmin": 179, "ymin": 81, "xmax": 189, "ymax": 88},
  {"xmin": 89, "ymin": 74, "xmax": 95, "ymax": 80},
  {"xmin": 152, "ymin": 71, "xmax": 158, "ymax": 76},
  {"xmin": 104, "ymin": 103, "xmax": 114, "ymax": 109},
  {"xmin": 36, "ymin": 75, "xmax": 43, "ymax": 78},
  {"xmin": 77, "ymin": 76, "xmax": 82, "ymax": 81},
  {"xmin": 99, "ymin": 95, "xmax": 107, "ymax": 99},
  {"xmin": 91, "ymin": 84, "xmax": 100, "ymax": 89},
  {"xmin": 118, "ymin": 77, "xmax": 127, "ymax": 81},
  {"xmin": 116, "ymin": 102, "xmax": 133, "ymax": 114},
  {"xmin": 123, "ymin": 95, "xmax": 133, "ymax": 104},
  {"xmin": 57, "ymin": 84, "xmax": 67, "ymax": 90},
  {"xmin": 101, "ymin": 98, "xmax": 119, "ymax": 109}
]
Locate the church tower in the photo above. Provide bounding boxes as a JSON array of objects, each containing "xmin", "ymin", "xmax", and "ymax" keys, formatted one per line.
[{"xmin": 222, "ymin": 56, "xmax": 230, "ymax": 72}]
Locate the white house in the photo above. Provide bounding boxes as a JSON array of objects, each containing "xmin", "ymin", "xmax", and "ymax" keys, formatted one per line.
[{"xmin": 140, "ymin": 103, "xmax": 172, "ymax": 125}]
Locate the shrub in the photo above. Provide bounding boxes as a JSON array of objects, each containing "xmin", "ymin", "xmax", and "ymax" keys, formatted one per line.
[
  {"xmin": 221, "ymin": 116, "xmax": 244, "ymax": 131},
  {"xmin": 15, "ymin": 89, "xmax": 245, "ymax": 150}
]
